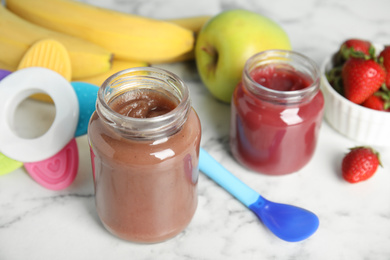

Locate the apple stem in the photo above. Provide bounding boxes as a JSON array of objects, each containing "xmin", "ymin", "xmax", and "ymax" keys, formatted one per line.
[
  {"xmin": 201, "ymin": 45, "xmax": 218, "ymax": 72},
  {"xmin": 201, "ymin": 46, "xmax": 214, "ymax": 56}
]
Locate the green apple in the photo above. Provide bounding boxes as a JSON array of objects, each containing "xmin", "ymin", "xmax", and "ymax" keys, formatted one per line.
[{"xmin": 195, "ymin": 9, "xmax": 291, "ymax": 103}]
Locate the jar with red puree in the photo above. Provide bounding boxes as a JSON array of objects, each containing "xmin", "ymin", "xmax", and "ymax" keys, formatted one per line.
[
  {"xmin": 88, "ymin": 67, "xmax": 201, "ymax": 243},
  {"xmin": 230, "ymin": 50, "xmax": 324, "ymax": 175}
]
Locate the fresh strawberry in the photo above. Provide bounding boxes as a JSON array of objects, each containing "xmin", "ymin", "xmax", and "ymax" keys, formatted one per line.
[
  {"xmin": 362, "ymin": 94, "xmax": 388, "ymax": 111},
  {"xmin": 341, "ymin": 57, "xmax": 386, "ymax": 104},
  {"xmin": 378, "ymin": 45, "xmax": 390, "ymax": 87},
  {"xmin": 342, "ymin": 39, "xmax": 373, "ymax": 57},
  {"xmin": 361, "ymin": 87, "xmax": 390, "ymax": 111},
  {"xmin": 342, "ymin": 146, "xmax": 382, "ymax": 183},
  {"xmin": 332, "ymin": 39, "xmax": 375, "ymax": 67}
]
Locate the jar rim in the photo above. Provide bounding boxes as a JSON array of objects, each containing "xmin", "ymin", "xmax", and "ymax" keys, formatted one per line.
[
  {"xmin": 243, "ymin": 49, "xmax": 320, "ymax": 104},
  {"xmin": 96, "ymin": 67, "xmax": 191, "ymax": 139}
]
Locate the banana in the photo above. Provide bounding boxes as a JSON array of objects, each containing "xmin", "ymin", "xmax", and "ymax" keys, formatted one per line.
[
  {"xmin": 0, "ymin": 57, "xmax": 17, "ymax": 72},
  {"xmin": 75, "ymin": 59, "xmax": 149, "ymax": 86},
  {"xmin": 0, "ymin": 5, "xmax": 113, "ymax": 79},
  {"xmin": 167, "ymin": 15, "xmax": 211, "ymax": 34},
  {"xmin": 6, "ymin": 0, "xmax": 195, "ymax": 63},
  {"xmin": 155, "ymin": 15, "xmax": 212, "ymax": 64}
]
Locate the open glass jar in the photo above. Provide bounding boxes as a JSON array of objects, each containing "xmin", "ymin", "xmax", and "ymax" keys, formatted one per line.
[
  {"xmin": 230, "ymin": 50, "xmax": 324, "ymax": 175},
  {"xmin": 88, "ymin": 67, "xmax": 201, "ymax": 243}
]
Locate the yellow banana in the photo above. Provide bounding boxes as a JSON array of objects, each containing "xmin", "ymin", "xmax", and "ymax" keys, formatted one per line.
[
  {"xmin": 6, "ymin": 0, "xmax": 195, "ymax": 63},
  {"xmin": 0, "ymin": 58, "xmax": 16, "ymax": 72},
  {"xmin": 155, "ymin": 15, "xmax": 211, "ymax": 64},
  {"xmin": 75, "ymin": 59, "xmax": 149, "ymax": 86},
  {"xmin": 0, "ymin": 5, "xmax": 112, "ymax": 79},
  {"xmin": 167, "ymin": 15, "xmax": 211, "ymax": 34},
  {"xmin": 151, "ymin": 49, "xmax": 197, "ymax": 64}
]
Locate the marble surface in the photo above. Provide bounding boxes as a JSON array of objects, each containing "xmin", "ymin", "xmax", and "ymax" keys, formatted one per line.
[{"xmin": 1, "ymin": 0, "xmax": 390, "ymax": 259}]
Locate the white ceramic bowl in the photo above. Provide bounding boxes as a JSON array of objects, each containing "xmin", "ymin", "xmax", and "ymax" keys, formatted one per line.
[{"xmin": 321, "ymin": 44, "xmax": 390, "ymax": 147}]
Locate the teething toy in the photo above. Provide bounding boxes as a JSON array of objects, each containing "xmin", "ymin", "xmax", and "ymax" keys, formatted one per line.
[
  {"xmin": 0, "ymin": 69, "xmax": 22, "ymax": 176},
  {"xmin": 0, "ymin": 152, "xmax": 23, "ymax": 176},
  {"xmin": 24, "ymin": 139, "xmax": 79, "ymax": 190},
  {"xmin": 0, "ymin": 67, "xmax": 99, "ymax": 190},
  {"xmin": 71, "ymin": 81, "xmax": 99, "ymax": 137},
  {"xmin": 0, "ymin": 68, "xmax": 78, "ymax": 162},
  {"xmin": 0, "ymin": 69, "xmax": 12, "ymax": 80},
  {"xmin": 18, "ymin": 39, "xmax": 72, "ymax": 103}
]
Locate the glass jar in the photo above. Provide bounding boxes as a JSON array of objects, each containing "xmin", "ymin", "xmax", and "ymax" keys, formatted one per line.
[
  {"xmin": 230, "ymin": 50, "xmax": 324, "ymax": 175},
  {"xmin": 88, "ymin": 67, "xmax": 201, "ymax": 243}
]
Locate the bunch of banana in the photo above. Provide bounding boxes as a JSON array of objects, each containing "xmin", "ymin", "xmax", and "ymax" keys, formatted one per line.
[
  {"xmin": 0, "ymin": 5, "xmax": 112, "ymax": 79},
  {"xmin": 73, "ymin": 15, "xmax": 211, "ymax": 83},
  {"xmin": 6, "ymin": 0, "xmax": 197, "ymax": 63},
  {"xmin": 1, "ymin": 0, "xmax": 211, "ymax": 88}
]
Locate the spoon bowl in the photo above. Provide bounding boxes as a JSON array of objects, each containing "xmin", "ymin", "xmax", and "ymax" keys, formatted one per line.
[
  {"xmin": 249, "ymin": 196, "xmax": 319, "ymax": 242},
  {"xmin": 199, "ymin": 148, "xmax": 319, "ymax": 242}
]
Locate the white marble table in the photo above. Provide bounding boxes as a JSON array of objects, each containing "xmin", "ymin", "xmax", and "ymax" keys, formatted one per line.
[{"xmin": 1, "ymin": 0, "xmax": 390, "ymax": 259}]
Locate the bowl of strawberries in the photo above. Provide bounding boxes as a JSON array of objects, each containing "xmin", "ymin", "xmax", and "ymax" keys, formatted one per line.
[{"xmin": 321, "ymin": 39, "xmax": 390, "ymax": 146}]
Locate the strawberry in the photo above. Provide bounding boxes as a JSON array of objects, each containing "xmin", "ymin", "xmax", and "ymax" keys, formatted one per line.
[
  {"xmin": 342, "ymin": 39, "xmax": 373, "ymax": 56},
  {"xmin": 342, "ymin": 146, "xmax": 382, "ymax": 183},
  {"xmin": 378, "ymin": 45, "xmax": 390, "ymax": 87},
  {"xmin": 341, "ymin": 57, "xmax": 386, "ymax": 104},
  {"xmin": 332, "ymin": 39, "xmax": 375, "ymax": 67},
  {"xmin": 361, "ymin": 87, "xmax": 390, "ymax": 111},
  {"xmin": 362, "ymin": 94, "xmax": 389, "ymax": 111}
]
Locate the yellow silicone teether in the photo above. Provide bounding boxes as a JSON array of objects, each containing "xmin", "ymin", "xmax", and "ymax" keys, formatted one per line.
[{"xmin": 18, "ymin": 39, "xmax": 72, "ymax": 103}]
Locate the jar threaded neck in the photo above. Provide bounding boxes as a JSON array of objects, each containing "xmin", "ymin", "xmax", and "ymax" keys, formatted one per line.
[
  {"xmin": 243, "ymin": 49, "xmax": 320, "ymax": 104},
  {"xmin": 96, "ymin": 67, "xmax": 191, "ymax": 139}
]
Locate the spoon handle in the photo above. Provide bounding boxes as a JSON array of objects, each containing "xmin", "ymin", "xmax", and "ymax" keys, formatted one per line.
[{"xmin": 199, "ymin": 148, "xmax": 260, "ymax": 207}]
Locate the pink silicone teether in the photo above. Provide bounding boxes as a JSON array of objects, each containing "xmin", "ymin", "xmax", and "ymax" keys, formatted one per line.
[{"xmin": 24, "ymin": 138, "xmax": 79, "ymax": 190}]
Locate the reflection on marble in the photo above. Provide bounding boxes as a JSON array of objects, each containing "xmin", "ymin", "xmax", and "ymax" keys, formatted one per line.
[{"xmin": 1, "ymin": 0, "xmax": 390, "ymax": 259}]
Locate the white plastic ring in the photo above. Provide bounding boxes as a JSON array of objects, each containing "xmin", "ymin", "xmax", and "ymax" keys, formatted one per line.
[{"xmin": 0, "ymin": 67, "xmax": 79, "ymax": 162}]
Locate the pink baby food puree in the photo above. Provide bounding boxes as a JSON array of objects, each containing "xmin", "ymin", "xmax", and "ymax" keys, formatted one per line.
[{"xmin": 230, "ymin": 51, "xmax": 324, "ymax": 175}]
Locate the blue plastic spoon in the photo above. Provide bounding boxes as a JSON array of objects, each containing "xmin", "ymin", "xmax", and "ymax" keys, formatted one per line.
[{"xmin": 199, "ymin": 148, "xmax": 319, "ymax": 242}]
